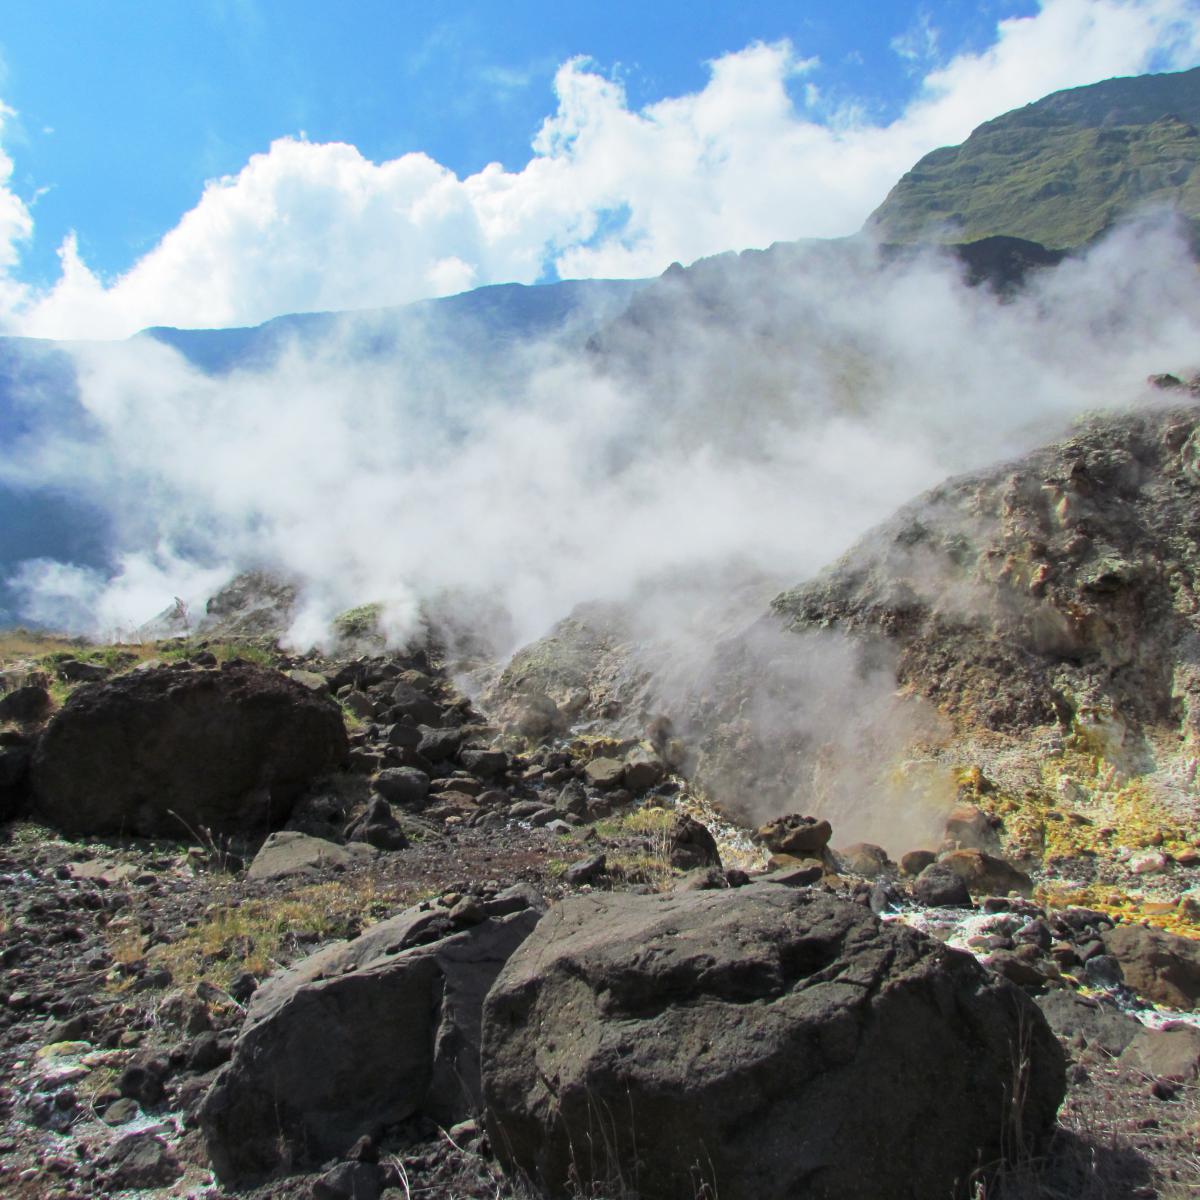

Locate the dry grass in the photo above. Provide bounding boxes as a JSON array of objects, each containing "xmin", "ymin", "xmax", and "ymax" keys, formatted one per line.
[{"xmin": 146, "ymin": 873, "xmax": 423, "ymax": 990}]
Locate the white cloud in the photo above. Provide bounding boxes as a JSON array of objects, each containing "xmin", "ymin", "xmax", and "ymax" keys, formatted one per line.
[
  {"xmin": 0, "ymin": 101, "xmax": 32, "ymax": 326},
  {"xmin": 3, "ymin": 0, "xmax": 1200, "ymax": 338}
]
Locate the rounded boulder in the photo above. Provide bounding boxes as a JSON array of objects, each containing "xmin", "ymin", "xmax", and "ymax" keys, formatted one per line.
[
  {"xmin": 32, "ymin": 663, "xmax": 348, "ymax": 838},
  {"xmin": 481, "ymin": 885, "xmax": 1064, "ymax": 1200}
]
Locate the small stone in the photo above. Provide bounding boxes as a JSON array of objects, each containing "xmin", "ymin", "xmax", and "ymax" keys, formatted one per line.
[
  {"xmin": 104, "ymin": 1133, "xmax": 181, "ymax": 1189},
  {"xmin": 563, "ymin": 854, "xmax": 607, "ymax": 886},
  {"xmin": 101, "ymin": 1098, "xmax": 141, "ymax": 1126}
]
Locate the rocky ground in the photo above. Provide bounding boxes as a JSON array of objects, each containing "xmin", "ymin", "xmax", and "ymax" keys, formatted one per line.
[{"xmin": 1, "ymin": 612, "xmax": 1200, "ymax": 1197}]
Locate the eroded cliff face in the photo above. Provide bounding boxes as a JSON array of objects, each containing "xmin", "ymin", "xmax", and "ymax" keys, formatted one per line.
[
  {"xmin": 771, "ymin": 400, "xmax": 1200, "ymax": 740},
  {"xmin": 481, "ymin": 398, "xmax": 1200, "ymax": 869}
]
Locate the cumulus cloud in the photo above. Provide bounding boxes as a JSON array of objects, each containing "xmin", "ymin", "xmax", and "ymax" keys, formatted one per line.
[
  {"xmin": 0, "ymin": 0, "xmax": 1195, "ymax": 337},
  {"xmin": 0, "ymin": 101, "xmax": 32, "ymax": 325}
]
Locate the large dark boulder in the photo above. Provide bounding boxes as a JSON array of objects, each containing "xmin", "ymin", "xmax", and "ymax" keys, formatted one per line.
[
  {"xmin": 0, "ymin": 738, "xmax": 33, "ymax": 822},
  {"xmin": 31, "ymin": 663, "xmax": 348, "ymax": 838},
  {"xmin": 482, "ymin": 886, "xmax": 1064, "ymax": 1200},
  {"xmin": 200, "ymin": 886, "xmax": 544, "ymax": 1183}
]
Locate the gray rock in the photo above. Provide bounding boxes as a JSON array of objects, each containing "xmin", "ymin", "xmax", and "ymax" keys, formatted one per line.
[
  {"xmin": 341, "ymin": 690, "xmax": 377, "ymax": 720},
  {"xmin": 385, "ymin": 722, "xmax": 422, "ymax": 749},
  {"xmin": 286, "ymin": 669, "xmax": 330, "ymax": 694},
  {"xmin": 1119, "ymin": 1024, "xmax": 1200, "ymax": 1081},
  {"xmin": 554, "ymin": 780, "xmax": 589, "ymax": 817},
  {"xmin": 674, "ymin": 866, "xmax": 728, "ymax": 891},
  {"xmin": 623, "ymin": 747, "xmax": 664, "ymax": 792},
  {"xmin": 912, "ymin": 862, "xmax": 972, "ymax": 908},
  {"xmin": 200, "ymin": 892, "xmax": 545, "ymax": 1182},
  {"xmin": 311, "ymin": 1161, "xmax": 382, "ymax": 1200},
  {"xmin": 836, "ymin": 842, "xmax": 892, "ymax": 876},
  {"xmin": 459, "ymin": 748, "xmax": 508, "ymax": 778},
  {"xmin": 583, "ymin": 757, "xmax": 625, "ymax": 789},
  {"xmin": 756, "ymin": 861, "xmax": 825, "ymax": 887},
  {"xmin": 418, "ymin": 727, "xmax": 465, "ymax": 763},
  {"xmin": 373, "ymin": 766, "xmax": 430, "ymax": 809},
  {"xmin": 101, "ymin": 1097, "xmax": 141, "ymax": 1126},
  {"xmin": 482, "ymin": 886, "xmax": 1064, "ymax": 1200},
  {"xmin": 247, "ymin": 832, "xmax": 354, "ymax": 881},
  {"xmin": 389, "ymin": 682, "xmax": 442, "ymax": 727},
  {"xmin": 562, "ymin": 854, "xmax": 607, "ymax": 886},
  {"xmin": 105, "ymin": 1132, "xmax": 182, "ymax": 1189},
  {"xmin": 344, "ymin": 797, "xmax": 409, "ymax": 851},
  {"xmin": 58, "ymin": 659, "xmax": 110, "ymax": 683},
  {"xmin": 1034, "ymin": 991, "xmax": 1139, "ymax": 1060}
]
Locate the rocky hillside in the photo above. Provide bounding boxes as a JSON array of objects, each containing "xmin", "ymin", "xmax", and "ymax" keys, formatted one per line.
[
  {"xmin": 868, "ymin": 65, "xmax": 1200, "ymax": 248},
  {"xmin": 485, "ymin": 394, "xmax": 1200, "ymax": 913}
]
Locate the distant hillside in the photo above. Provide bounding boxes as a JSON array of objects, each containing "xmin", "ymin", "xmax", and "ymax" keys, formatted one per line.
[{"xmin": 868, "ymin": 66, "xmax": 1200, "ymax": 248}]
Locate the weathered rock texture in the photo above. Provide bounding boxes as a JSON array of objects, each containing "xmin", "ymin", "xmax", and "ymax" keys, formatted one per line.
[
  {"xmin": 1103, "ymin": 922, "xmax": 1200, "ymax": 1010},
  {"xmin": 201, "ymin": 887, "xmax": 544, "ymax": 1183},
  {"xmin": 482, "ymin": 886, "xmax": 1064, "ymax": 1200},
  {"xmin": 772, "ymin": 406, "xmax": 1200, "ymax": 738},
  {"xmin": 31, "ymin": 663, "xmax": 348, "ymax": 838}
]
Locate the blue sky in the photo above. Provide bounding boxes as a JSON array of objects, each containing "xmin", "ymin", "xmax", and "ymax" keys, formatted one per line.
[{"xmin": 0, "ymin": 0, "xmax": 1196, "ymax": 336}]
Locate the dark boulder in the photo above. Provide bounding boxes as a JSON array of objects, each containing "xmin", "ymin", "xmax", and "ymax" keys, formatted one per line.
[
  {"xmin": 31, "ymin": 663, "xmax": 348, "ymax": 838},
  {"xmin": 913, "ymin": 862, "xmax": 972, "ymax": 908},
  {"xmin": 417, "ymin": 727, "xmax": 465, "ymax": 763},
  {"xmin": 200, "ymin": 887, "xmax": 545, "ymax": 1183},
  {"xmin": 389, "ymin": 681, "xmax": 442, "ymax": 727},
  {"xmin": 372, "ymin": 766, "xmax": 430, "ymax": 809},
  {"xmin": 0, "ymin": 685, "xmax": 52, "ymax": 724},
  {"xmin": 343, "ymin": 796, "xmax": 409, "ymax": 850},
  {"xmin": 459, "ymin": 747, "xmax": 508, "ymax": 779},
  {"xmin": 0, "ymin": 740, "xmax": 32, "ymax": 822},
  {"xmin": 668, "ymin": 813, "xmax": 722, "ymax": 871},
  {"xmin": 482, "ymin": 886, "xmax": 1064, "ymax": 1200}
]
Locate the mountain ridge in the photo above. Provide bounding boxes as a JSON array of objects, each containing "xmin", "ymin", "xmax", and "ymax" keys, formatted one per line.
[{"xmin": 868, "ymin": 65, "xmax": 1200, "ymax": 248}]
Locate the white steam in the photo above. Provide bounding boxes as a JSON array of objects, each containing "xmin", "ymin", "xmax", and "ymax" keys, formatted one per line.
[{"xmin": 4, "ymin": 218, "xmax": 1199, "ymax": 656}]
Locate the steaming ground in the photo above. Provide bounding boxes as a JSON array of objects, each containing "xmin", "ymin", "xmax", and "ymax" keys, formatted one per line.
[{"xmin": 3, "ymin": 218, "xmax": 1199, "ymax": 667}]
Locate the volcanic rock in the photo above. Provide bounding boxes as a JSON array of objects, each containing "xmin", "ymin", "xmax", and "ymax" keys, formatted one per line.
[
  {"xmin": 1103, "ymin": 922, "xmax": 1200, "ymax": 1009},
  {"xmin": 0, "ymin": 684, "xmax": 52, "ymax": 724},
  {"xmin": 200, "ymin": 887, "xmax": 544, "ymax": 1182},
  {"xmin": 343, "ymin": 796, "xmax": 409, "ymax": 850},
  {"xmin": 583, "ymin": 756, "xmax": 625, "ymax": 789},
  {"xmin": 623, "ymin": 746, "xmax": 665, "ymax": 792},
  {"xmin": 913, "ymin": 861, "xmax": 972, "ymax": 908},
  {"xmin": 372, "ymin": 766, "xmax": 430, "ymax": 809},
  {"xmin": 481, "ymin": 886, "xmax": 1064, "ymax": 1200},
  {"xmin": 754, "ymin": 814, "xmax": 833, "ymax": 856},
  {"xmin": 836, "ymin": 842, "xmax": 892, "ymax": 876},
  {"xmin": 459, "ymin": 747, "xmax": 508, "ymax": 778},
  {"xmin": 31, "ymin": 663, "xmax": 348, "ymax": 838},
  {"xmin": 937, "ymin": 849, "xmax": 1033, "ymax": 898},
  {"xmin": 246, "ymin": 831, "xmax": 355, "ymax": 881},
  {"xmin": 667, "ymin": 812, "xmax": 722, "ymax": 871},
  {"xmin": 1119, "ymin": 1024, "xmax": 1200, "ymax": 1081}
]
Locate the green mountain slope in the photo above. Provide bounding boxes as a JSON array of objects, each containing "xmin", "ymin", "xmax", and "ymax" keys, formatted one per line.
[{"xmin": 868, "ymin": 66, "xmax": 1200, "ymax": 248}]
